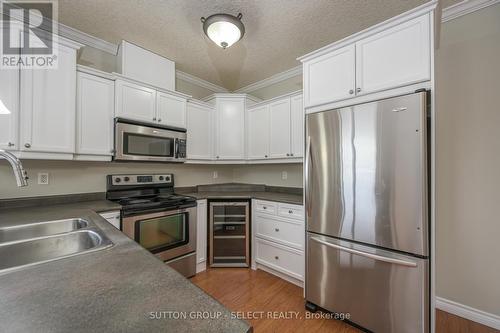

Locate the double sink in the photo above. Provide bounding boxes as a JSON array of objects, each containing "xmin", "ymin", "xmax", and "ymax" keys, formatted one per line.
[{"xmin": 0, "ymin": 218, "xmax": 113, "ymax": 274}]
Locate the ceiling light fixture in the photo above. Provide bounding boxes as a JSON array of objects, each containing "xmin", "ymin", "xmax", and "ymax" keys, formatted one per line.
[{"xmin": 200, "ymin": 13, "xmax": 245, "ymax": 49}]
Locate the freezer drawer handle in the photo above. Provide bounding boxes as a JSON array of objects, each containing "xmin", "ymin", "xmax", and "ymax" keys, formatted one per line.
[{"xmin": 310, "ymin": 237, "xmax": 418, "ymax": 268}]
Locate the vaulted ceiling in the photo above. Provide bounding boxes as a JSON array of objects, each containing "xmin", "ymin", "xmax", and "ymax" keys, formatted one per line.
[{"xmin": 58, "ymin": 0, "xmax": 459, "ymax": 91}]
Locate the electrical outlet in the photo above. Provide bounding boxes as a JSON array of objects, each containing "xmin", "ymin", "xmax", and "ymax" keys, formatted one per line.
[
  {"xmin": 38, "ymin": 172, "xmax": 49, "ymax": 185},
  {"xmin": 213, "ymin": 171, "xmax": 218, "ymax": 179},
  {"xmin": 281, "ymin": 171, "xmax": 288, "ymax": 180}
]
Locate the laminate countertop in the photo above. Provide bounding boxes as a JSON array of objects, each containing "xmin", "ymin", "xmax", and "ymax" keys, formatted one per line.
[
  {"xmin": 181, "ymin": 191, "xmax": 303, "ymax": 205},
  {"xmin": 0, "ymin": 204, "xmax": 251, "ymax": 333}
]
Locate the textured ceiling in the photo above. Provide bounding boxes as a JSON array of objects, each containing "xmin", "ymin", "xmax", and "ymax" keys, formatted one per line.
[{"xmin": 58, "ymin": 0, "xmax": 460, "ymax": 90}]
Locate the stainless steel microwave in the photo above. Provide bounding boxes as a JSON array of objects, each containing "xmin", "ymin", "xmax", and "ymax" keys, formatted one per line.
[{"xmin": 114, "ymin": 118, "xmax": 187, "ymax": 162}]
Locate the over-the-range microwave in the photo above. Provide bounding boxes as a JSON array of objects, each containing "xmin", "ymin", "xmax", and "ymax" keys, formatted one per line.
[{"xmin": 114, "ymin": 118, "xmax": 187, "ymax": 163}]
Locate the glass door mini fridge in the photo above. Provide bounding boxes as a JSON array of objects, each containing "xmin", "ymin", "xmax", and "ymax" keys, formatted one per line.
[{"xmin": 209, "ymin": 200, "xmax": 250, "ymax": 267}]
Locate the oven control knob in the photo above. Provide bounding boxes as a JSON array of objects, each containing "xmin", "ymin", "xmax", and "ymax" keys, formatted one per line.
[
  {"xmin": 159, "ymin": 176, "xmax": 164, "ymax": 181},
  {"xmin": 115, "ymin": 177, "xmax": 121, "ymax": 183},
  {"xmin": 124, "ymin": 177, "xmax": 130, "ymax": 182}
]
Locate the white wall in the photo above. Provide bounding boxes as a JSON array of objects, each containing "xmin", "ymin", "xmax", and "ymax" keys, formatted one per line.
[{"xmin": 435, "ymin": 4, "xmax": 500, "ymax": 317}]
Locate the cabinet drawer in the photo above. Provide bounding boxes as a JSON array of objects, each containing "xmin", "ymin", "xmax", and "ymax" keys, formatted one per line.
[
  {"xmin": 255, "ymin": 215, "xmax": 303, "ymax": 250},
  {"xmin": 278, "ymin": 203, "xmax": 304, "ymax": 220},
  {"xmin": 255, "ymin": 238, "xmax": 303, "ymax": 280},
  {"xmin": 255, "ymin": 200, "xmax": 277, "ymax": 215}
]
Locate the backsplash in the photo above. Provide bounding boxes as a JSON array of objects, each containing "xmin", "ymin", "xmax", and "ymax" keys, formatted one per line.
[{"xmin": 0, "ymin": 160, "xmax": 303, "ymax": 199}]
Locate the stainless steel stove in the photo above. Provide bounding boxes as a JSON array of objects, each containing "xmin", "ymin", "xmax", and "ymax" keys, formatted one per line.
[{"xmin": 106, "ymin": 174, "xmax": 197, "ymax": 277}]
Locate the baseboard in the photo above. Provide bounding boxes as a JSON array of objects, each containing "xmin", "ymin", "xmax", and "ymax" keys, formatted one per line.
[
  {"xmin": 436, "ymin": 297, "xmax": 500, "ymax": 330},
  {"xmin": 196, "ymin": 261, "xmax": 206, "ymax": 274}
]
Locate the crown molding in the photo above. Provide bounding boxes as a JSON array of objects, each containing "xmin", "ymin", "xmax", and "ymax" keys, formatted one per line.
[
  {"xmin": 175, "ymin": 70, "xmax": 229, "ymax": 93},
  {"xmin": 58, "ymin": 23, "xmax": 118, "ymax": 55},
  {"xmin": 234, "ymin": 65, "xmax": 302, "ymax": 93},
  {"xmin": 441, "ymin": 0, "xmax": 500, "ymax": 22}
]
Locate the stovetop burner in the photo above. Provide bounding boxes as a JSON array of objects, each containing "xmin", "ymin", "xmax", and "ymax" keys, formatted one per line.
[{"xmin": 106, "ymin": 173, "xmax": 197, "ymax": 216}]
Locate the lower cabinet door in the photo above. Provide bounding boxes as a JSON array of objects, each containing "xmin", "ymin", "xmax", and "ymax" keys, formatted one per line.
[
  {"xmin": 255, "ymin": 238, "xmax": 304, "ymax": 281},
  {"xmin": 306, "ymin": 233, "xmax": 429, "ymax": 333}
]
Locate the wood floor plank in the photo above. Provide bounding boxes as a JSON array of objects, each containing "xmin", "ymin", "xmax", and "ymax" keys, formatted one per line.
[{"xmin": 190, "ymin": 268, "xmax": 499, "ymax": 333}]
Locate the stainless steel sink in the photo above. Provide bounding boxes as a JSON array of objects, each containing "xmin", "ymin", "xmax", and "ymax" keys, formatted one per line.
[
  {"xmin": 0, "ymin": 218, "xmax": 88, "ymax": 243},
  {"xmin": 0, "ymin": 230, "xmax": 113, "ymax": 273}
]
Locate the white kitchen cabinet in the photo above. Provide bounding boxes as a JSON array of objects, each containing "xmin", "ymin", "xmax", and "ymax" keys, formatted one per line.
[
  {"xmin": 196, "ymin": 199, "xmax": 208, "ymax": 273},
  {"xmin": 19, "ymin": 42, "xmax": 79, "ymax": 154},
  {"xmin": 303, "ymin": 44, "xmax": 355, "ymax": 108},
  {"xmin": 246, "ymin": 104, "xmax": 269, "ymax": 160},
  {"xmin": 186, "ymin": 101, "xmax": 213, "ymax": 160},
  {"xmin": 269, "ymin": 98, "xmax": 291, "ymax": 159},
  {"xmin": 115, "ymin": 79, "xmax": 156, "ymax": 123},
  {"xmin": 0, "ymin": 64, "xmax": 19, "ymax": 151},
  {"xmin": 252, "ymin": 199, "xmax": 305, "ymax": 286},
  {"xmin": 215, "ymin": 97, "xmax": 246, "ymax": 160},
  {"xmin": 156, "ymin": 91, "xmax": 187, "ymax": 128},
  {"xmin": 355, "ymin": 14, "xmax": 430, "ymax": 95},
  {"xmin": 75, "ymin": 71, "xmax": 114, "ymax": 159},
  {"xmin": 290, "ymin": 94, "xmax": 304, "ymax": 157}
]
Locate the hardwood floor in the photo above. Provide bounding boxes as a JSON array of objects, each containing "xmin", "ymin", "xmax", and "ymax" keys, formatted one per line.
[{"xmin": 190, "ymin": 268, "xmax": 499, "ymax": 333}]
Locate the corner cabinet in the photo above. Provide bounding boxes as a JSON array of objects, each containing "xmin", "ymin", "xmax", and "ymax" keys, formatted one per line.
[
  {"xmin": 75, "ymin": 68, "xmax": 115, "ymax": 160},
  {"xmin": 115, "ymin": 76, "xmax": 189, "ymax": 128},
  {"xmin": 186, "ymin": 100, "xmax": 214, "ymax": 160},
  {"xmin": 300, "ymin": 11, "xmax": 432, "ymax": 110}
]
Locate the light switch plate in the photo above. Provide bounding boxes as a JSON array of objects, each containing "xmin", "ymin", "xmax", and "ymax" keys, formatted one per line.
[
  {"xmin": 281, "ymin": 171, "xmax": 288, "ymax": 180},
  {"xmin": 213, "ymin": 171, "xmax": 218, "ymax": 179}
]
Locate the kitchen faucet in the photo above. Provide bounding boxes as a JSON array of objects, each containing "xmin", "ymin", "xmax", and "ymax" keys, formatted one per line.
[{"xmin": 0, "ymin": 149, "xmax": 28, "ymax": 187}]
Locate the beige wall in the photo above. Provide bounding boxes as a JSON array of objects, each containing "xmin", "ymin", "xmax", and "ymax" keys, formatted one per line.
[
  {"xmin": 435, "ymin": 4, "xmax": 500, "ymax": 316},
  {"xmin": 0, "ymin": 161, "xmax": 233, "ymax": 199},
  {"xmin": 248, "ymin": 75, "xmax": 303, "ymax": 100},
  {"xmin": 232, "ymin": 164, "xmax": 303, "ymax": 188}
]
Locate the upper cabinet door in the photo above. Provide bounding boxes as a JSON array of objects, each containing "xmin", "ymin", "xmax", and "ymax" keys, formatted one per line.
[
  {"xmin": 290, "ymin": 94, "xmax": 304, "ymax": 158},
  {"xmin": 186, "ymin": 102, "xmax": 213, "ymax": 160},
  {"xmin": 355, "ymin": 14, "xmax": 430, "ymax": 95},
  {"xmin": 157, "ymin": 92, "xmax": 187, "ymax": 128},
  {"xmin": 247, "ymin": 105, "xmax": 269, "ymax": 160},
  {"xmin": 216, "ymin": 98, "xmax": 246, "ymax": 160},
  {"xmin": 76, "ymin": 72, "xmax": 114, "ymax": 156},
  {"xmin": 269, "ymin": 98, "xmax": 291, "ymax": 159},
  {"xmin": 304, "ymin": 44, "xmax": 355, "ymax": 108},
  {"xmin": 0, "ymin": 62, "xmax": 19, "ymax": 151},
  {"xmin": 115, "ymin": 79, "xmax": 156, "ymax": 123},
  {"xmin": 20, "ymin": 43, "xmax": 77, "ymax": 153}
]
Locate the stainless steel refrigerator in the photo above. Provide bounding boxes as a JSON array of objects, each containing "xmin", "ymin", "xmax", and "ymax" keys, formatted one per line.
[{"xmin": 305, "ymin": 92, "xmax": 429, "ymax": 333}]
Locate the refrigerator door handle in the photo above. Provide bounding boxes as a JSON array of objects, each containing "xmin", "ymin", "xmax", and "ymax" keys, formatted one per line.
[
  {"xmin": 310, "ymin": 237, "xmax": 418, "ymax": 268},
  {"xmin": 305, "ymin": 135, "xmax": 312, "ymax": 218}
]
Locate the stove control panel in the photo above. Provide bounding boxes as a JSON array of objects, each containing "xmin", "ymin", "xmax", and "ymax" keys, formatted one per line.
[{"xmin": 111, "ymin": 174, "xmax": 173, "ymax": 186}]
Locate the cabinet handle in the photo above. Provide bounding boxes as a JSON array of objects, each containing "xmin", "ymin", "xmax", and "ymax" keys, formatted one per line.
[
  {"xmin": 290, "ymin": 153, "xmax": 294, "ymax": 156},
  {"xmin": 263, "ymin": 206, "xmax": 267, "ymax": 210},
  {"xmin": 265, "ymin": 155, "xmax": 268, "ymax": 158},
  {"xmin": 274, "ymin": 256, "xmax": 279, "ymax": 260},
  {"xmin": 286, "ymin": 153, "xmax": 290, "ymax": 157},
  {"xmin": 288, "ymin": 210, "xmax": 293, "ymax": 214},
  {"xmin": 356, "ymin": 88, "xmax": 362, "ymax": 93},
  {"xmin": 349, "ymin": 89, "xmax": 354, "ymax": 95},
  {"xmin": 24, "ymin": 143, "xmax": 31, "ymax": 148},
  {"xmin": 275, "ymin": 228, "xmax": 279, "ymax": 232},
  {"xmin": 8, "ymin": 142, "xmax": 14, "ymax": 147},
  {"xmin": 158, "ymin": 118, "xmax": 162, "ymax": 122},
  {"xmin": 153, "ymin": 117, "xmax": 157, "ymax": 121},
  {"xmin": 216, "ymin": 156, "xmax": 219, "ymax": 159}
]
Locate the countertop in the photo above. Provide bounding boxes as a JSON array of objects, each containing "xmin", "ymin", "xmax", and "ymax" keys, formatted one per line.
[
  {"xmin": 0, "ymin": 205, "xmax": 251, "ymax": 333},
  {"xmin": 184, "ymin": 191, "xmax": 303, "ymax": 205}
]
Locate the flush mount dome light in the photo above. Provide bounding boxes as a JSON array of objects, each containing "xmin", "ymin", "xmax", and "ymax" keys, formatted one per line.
[{"xmin": 201, "ymin": 13, "xmax": 245, "ymax": 49}]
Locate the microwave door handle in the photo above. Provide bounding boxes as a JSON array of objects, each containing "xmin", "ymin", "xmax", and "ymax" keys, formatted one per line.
[{"xmin": 174, "ymin": 138, "xmax": 179, "ymax": 158}]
